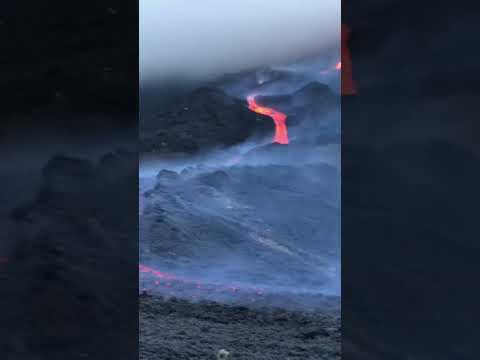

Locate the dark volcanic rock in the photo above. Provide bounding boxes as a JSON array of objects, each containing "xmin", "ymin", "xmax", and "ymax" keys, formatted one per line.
[
  {"xmin": 256, "ymin": 82, "xmax": 338, "ymax": 120},
  {"xmin": 140, "ymin": 295, "xmax": 340, "ymax": 360},
  {"xmin": 140, "ymin": 87, "xmax": 272, "ymax": 154},
  {"xmin": 213, "ymin": 67, "xmax": 313, "ymax": 97}
]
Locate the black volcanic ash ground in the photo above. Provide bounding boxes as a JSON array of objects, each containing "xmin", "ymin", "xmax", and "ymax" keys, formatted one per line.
[{"xmin": 140, "ymin": 294, "xmax": 340, "ymax": 360}]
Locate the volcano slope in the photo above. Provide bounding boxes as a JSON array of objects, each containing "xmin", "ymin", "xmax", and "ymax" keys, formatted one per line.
[
  {"xmin": 139, "ymin": 154, "xmax": 341, "ymax": 359},
  {"xmin": 140, "ymin": 65, "xmax": 341, "ymax": 358},
  {"xmin": 141, "ymin": 157, "xmax": 340, "ymax": 297},
  {"xmin": 140, "ymin": 143, "xmax": 340, "ymax": 359}
]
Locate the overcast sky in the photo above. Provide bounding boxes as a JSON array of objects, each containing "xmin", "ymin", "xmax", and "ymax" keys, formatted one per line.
[{"xmin": 140, "ymin": 0, "xmax": 340, "ymax": 83}]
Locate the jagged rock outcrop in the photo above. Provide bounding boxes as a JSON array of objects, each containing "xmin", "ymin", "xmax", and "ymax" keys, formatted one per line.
[{"xmin": 140, "ymin": 87, "xmax": 272, "ymax": 154}]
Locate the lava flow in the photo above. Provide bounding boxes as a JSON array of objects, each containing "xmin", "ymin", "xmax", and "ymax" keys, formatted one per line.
[
  {"xmin": 247, "ymin": 95, "xmax": 289, "ymax": 144},
  {"xmin": 139, "ymin": 264, "xmax": 265, "ymax": 299},
  {"xmin": 139, "ymin": 264, "xmax": 177, "ymax": 281}
]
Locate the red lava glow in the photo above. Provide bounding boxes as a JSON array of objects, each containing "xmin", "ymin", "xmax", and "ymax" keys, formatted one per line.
[
  {"xmin": 247, "ymin": 95, "xmax": 289, "ymax": 144},
  {"xmin": 319, "ymin": 60, "xmax": 342, "ymax": 75},
  {"xmin": 139, "ymin": 264, "xmax": 264, "ymax": 298},
  {"xmin": 139, "ymin": 264, "xmax": 177, "ymax": 280}
]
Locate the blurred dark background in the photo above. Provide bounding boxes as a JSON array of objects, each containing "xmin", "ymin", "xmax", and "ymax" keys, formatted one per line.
[
  {"xmin": 342, "ymin": 0, "xmax": 480, "ymax": 359},
  {"xmin": 1, "ymin": 1, "xmax": 137, "ymax": 129},
  {"xmin": 0, "ymin": 1, "xmax": 138, "ymax": 359}
]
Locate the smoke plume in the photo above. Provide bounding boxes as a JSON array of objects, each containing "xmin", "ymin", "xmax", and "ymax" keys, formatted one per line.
[{"xmin": 140, "ymin": 0, "xmax": 340, "ymax": 83}]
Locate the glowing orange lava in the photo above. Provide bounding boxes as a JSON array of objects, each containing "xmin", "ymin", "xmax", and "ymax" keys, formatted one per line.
[
  {"xmin": 139, "ymin": 264, "xmax": 176, "ymax": 280},
  {"xmin": 319, "ymin": 60, "xmax": 341, "ymax": 75},
  {"xmin": 139, "ymin": 264, "xmax": 265, "ymax": 297},
  {"xmin": 247, "ymin": 95, "xmax": 289, "ymax": 144}
]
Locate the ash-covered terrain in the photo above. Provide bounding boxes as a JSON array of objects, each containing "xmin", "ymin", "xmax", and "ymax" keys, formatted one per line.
[
  {"xmin": 140, "ymin": 153, "xmax": 340, "ymax": 304},
  {"xmin": 140, "ymin": 61, "xmax": 341, "ymax": 358},
  {"xmin": 140, "ymin": 295, "xmax": 340, "ymax": 360}
]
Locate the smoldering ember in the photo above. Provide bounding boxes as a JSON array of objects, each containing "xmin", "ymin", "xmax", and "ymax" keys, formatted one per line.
[{"xmin": 140, "ymin": 57, "xmax": 341, "ymax": 359}]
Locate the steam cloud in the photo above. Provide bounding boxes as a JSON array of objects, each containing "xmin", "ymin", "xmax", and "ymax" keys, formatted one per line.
[{"xmin": 140, "ymin": 0, "xmax": 340, "ymax": 83}]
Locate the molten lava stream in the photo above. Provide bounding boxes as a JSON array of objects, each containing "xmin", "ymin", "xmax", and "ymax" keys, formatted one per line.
[
  {"xmin": 139, "ymin": 264, "xmax": 265, "ymax": 296},
  {"xmin": 247, "ymin": 95, "xmax": 289, "ymax": 144},
  {"xmin": 139, "ymin": 264, "xmax": 178, "ymax": 281}
]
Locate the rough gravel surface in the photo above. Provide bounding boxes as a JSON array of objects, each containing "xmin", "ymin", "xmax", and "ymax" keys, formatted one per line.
[{"xmin": 140, "ymin": 294, "xmax": 340, "ymax": 360}]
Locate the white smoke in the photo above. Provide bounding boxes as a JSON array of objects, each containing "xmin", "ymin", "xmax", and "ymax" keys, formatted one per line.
[{"xmin": 140, "ymin": 0, "xmax": 340, "ymax": 83}]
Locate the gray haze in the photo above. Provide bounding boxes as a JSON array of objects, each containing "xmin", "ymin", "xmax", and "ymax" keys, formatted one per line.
[{"xmin": 140, "ymin": 0, "xmax": 340, "ymax": 83}]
